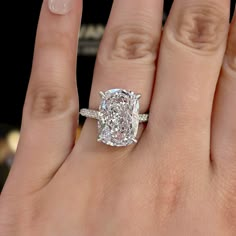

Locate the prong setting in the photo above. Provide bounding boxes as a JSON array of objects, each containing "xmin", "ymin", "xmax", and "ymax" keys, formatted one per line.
[
  {"xmin": 132, "ymin": 138, "xmax": 138, "ymax": 143},
  {"xmin": 97, "ymin": 137, "xmax": 102, "ymax": 142},
  {"xmin": 99, "ymin": 91, "xmax": 106, "ymax": 98}
]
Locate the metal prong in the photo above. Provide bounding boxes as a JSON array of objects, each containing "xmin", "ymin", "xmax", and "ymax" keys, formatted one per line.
[
  {"xmin": 99, "ymin": 91, "xmax": 106, "ymax": 98},
  {"xmin": 132, "ymin": 138, "xmax": 138, "ymax": 143},
  {"xmin": 136, "ymin": 94, "xmax": 141, "ymax": 99},
  {"xmin": 97, "ymin": 137, "xmax": 102, "ymax": 142}
]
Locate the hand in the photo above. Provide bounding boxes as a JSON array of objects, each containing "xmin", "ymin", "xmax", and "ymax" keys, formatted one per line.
[{"xmin": 1, "ymin": 0, "xmax": 236, "ymax": 235}]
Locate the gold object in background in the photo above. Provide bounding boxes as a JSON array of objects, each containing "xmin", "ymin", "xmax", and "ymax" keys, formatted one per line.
[
  {"xmin": 7, "ymin": 130, "xmax": 20, "ymax": 153},
  {"xmin": 0, "ymin": 139, "xmax": 11, "ymax": 164}
]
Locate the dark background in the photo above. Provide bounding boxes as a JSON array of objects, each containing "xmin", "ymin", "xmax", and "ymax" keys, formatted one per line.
[
  {"xmin": 0, "ymin": 0, "xmax": 235, "ymax": 127},
  {"xmin": 0, "ymin": 1, "xmax": 235, "ymax": 190},
  {"xmin": 0, "ymin": 0, "xmax": 173, "ymax": 128}
]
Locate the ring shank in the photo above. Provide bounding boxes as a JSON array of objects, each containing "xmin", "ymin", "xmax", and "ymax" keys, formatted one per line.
[{"xmin": 80, "ymin": 109, "xmax": 148, "ymax": 123}]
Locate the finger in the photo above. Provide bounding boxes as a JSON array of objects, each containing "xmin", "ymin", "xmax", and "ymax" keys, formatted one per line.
[
  {"xmin": 78, "ymin": 0, "xmax": 163, "ymax": 151},
  {"xmin": 5, "ymin": 0, "xmax": 82, "ymax": 193},
  {"xmin": 211, "ymin": 7, "xmax": 236, "ymax": 176},
  {"xmin": 146, "ymin": 0, "xmax": 230, "ymax": 161}
]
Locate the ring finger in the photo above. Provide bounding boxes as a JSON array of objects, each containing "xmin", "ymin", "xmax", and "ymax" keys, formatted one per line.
[{"xmin": 78, "ymin": 0, "xmax": 164, "ymax": 151}]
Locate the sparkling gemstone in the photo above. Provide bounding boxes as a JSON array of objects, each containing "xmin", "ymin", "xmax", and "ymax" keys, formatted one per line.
[{"xmin": 98, "ymin": 89, "xmax": 140, "ymax": 147}]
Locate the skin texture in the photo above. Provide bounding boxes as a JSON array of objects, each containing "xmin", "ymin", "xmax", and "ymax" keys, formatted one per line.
[{"xmin": 0, "ymin": 0, "xmax": 236, "ymax": 235}]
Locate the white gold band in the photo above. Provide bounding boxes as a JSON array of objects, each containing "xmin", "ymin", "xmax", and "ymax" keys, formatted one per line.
[{"xmin": 80, "ymin": 109, "xmax": 149, "ymax": 123}]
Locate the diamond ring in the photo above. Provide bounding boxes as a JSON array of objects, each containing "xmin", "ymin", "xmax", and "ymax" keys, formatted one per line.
[{"xmin": 80, "ymin": 89, "xmax": 149, "ymax": 147}]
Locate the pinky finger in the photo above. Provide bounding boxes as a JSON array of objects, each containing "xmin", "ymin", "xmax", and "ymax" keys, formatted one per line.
[{"xmin": 211, "ymin": 6, "xmax": 236, "ymax": 181}]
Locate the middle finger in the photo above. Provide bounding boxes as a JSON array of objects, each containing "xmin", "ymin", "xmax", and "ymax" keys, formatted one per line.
[{"xmin": 146, "ymin": 0, "xmax": 230, "ymax": 161}]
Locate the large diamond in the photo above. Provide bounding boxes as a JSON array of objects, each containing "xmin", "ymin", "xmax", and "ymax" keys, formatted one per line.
[{"xmin": 98, "ymin": 89, "xmax": 140, "ymax": 147}]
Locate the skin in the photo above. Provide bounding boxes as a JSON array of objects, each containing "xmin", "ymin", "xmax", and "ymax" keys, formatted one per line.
[{"xmin": 0, "ymin": 0, "xmax": 236, "ymax": 235}]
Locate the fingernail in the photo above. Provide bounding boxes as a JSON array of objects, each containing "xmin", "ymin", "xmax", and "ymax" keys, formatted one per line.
[{"xmin": 48, "ymin": 0, "xmax": 73, "ymax": 15}]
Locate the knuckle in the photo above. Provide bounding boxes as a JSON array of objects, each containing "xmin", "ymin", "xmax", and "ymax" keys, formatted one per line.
[
  {"xmin": 116, "ymin": 166, "xmax": 184, "ymax": 223},
  {"xmin": 26, "ymin": 84, "xmax": 78, "ymax": 119},
  {"xmin": 156, "ymin": 162, "xmax": 186, "ymax": 213},
  {"xmin": 100, "ymin": 25, "xmax": 158, "ymax": 64},
  {"xmin": 155, "ymin": 167, "xmax": 185, "ymax": 217},
  {"xmin": 158, "ymin": 172, "xmax": 182, "ymax": 203},
  {"xmin": 167, "ymin": 3, "xmax": 228, "ymax": 54}
]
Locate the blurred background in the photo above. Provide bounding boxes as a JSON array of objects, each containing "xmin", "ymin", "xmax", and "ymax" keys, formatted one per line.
[{"xmin": 0, "ymin": 0, "xmax": 235, "ymax": 191}]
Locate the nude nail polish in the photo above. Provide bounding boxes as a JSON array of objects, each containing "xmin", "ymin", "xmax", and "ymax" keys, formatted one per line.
[{"xmin": 48, "ymin": 0, "xmax": 73, "ymax": 15}]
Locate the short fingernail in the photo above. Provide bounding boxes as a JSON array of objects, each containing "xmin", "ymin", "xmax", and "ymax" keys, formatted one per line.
[{"xmin": 48, "ymin": 0, "xmax": 73, "ymax": 15}]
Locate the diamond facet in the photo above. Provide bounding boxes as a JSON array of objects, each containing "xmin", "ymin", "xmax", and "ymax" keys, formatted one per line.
[{"xmin": 98, "ymin": 89, "xmax": 140, "ymax": 147}]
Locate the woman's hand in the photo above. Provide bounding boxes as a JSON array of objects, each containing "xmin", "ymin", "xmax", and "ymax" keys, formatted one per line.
[{"xmin": 0, "ymin": 0, "xmax": 236, "ymax": 235}]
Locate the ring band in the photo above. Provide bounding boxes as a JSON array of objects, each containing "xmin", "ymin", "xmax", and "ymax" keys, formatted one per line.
[
  {"xmin": 80, "ymin": 109, "xmax": 149, "ymax": 123},
  {"xmin": 80, "ymin": 89, "xmax": 149, "ymax": 147}
]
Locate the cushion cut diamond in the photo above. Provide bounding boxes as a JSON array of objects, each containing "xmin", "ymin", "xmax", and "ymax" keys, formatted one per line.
[{"xmin": 98, "ymin": 89, "xmax": 140, "ymax": 147}]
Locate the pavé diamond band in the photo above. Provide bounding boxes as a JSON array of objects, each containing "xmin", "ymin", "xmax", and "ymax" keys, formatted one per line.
[
  {"xmin": 80, "ymin": 89, "xmax": 149, "ymax": 147},
  {"xmin": 80, "ymin": 109, "xmax": 149, "ymax": 123}
]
